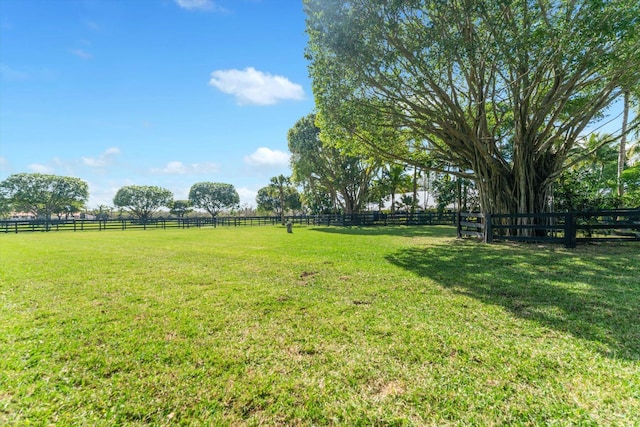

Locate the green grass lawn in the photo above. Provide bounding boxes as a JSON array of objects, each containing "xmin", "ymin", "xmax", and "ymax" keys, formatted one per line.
[{"xmin": 1, "ymin": 225, "xmax": 638, "ymax": 425}]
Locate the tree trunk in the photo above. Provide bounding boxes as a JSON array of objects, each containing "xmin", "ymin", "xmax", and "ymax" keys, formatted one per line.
[
  {"xmin": 618, "ymin": 90, "xmax": 629, "ymax": 198},
  {"xmin": 412, "ymin": 166, "xmax": 418, "ymax": 214},
  {"xmin": 472, "ymin": 141, "xmax": 555, "ymax": 237},
  {"xmin": 280, "ymin": 191, "xmax": 285, "ymax": 225},
  {"xmin": 390, "ymin": 192, "xmax": 395, "ymax": 214}
]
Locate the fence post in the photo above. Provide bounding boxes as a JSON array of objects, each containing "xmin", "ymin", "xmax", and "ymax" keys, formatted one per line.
[
  {"xmin": 484, "ymin": 213, "xmax": 492, "ymax": 243},
  {"xmin": 564, "ymin": 212, "xmax": 576, "ymax": 248},
  {"xmin": 456, "ymin": 212, "xmax": 462, "ymax": 238}
]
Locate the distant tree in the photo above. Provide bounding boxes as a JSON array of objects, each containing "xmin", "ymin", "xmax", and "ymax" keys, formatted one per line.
[
  {"xmin": 617, "ymin": 91, "xmax": 631, "ymax": 198},
  {"xmin": 92, "ymin": 205, "xmax": 112, "ymax": 220},
  {"xmin": 236, "ymin": 203, "xmax": 256, "ymax": 217},
  {"xmin": 0, "ymin": 173, "xmax": 88, "ymax": 221},
  {"xmin": 432, "ymin": 173, "xmax": 478, "ymax": 213},
  {"xmin": 286, "ymin": 189, "xmax": 302, "ymax": 214},
  {"xmin": 300, "ymin": 183, "xmax": 334, "ymax": 214},
  {"xmin": 288, "ymin": 113, "xmax": 379, "ymax": 214},
  {"xmin": 113, "ymin": 185, "xmax": 173, "ymax": 220},
  {"xmin": 256, "ymin": 186, "xmax": 279, "ymax": 214},
  {"xmin": 272, "ymin": 176, "xmax": 287, "ymax": 221},
  {"xmin": 169, "ymin": 200, "xmax": 193, "ymax": 218},
  {"xmin": 620, "ymin": 165, "xmax": 640, "ymax": 207},
  {"xmin": 256, "ymin": 176, "xmax": 301, "ymax": 222},
  {"xmin": 553, "ymin": 134, "xmax": 621, "ymax": 211},
  {"xmin": 271, "ymin": 175, "xmax": 290, "ymax": 225},
  {"xmin": 398, "ymin": 194, "xmax": 415, "ymax": 212},
  {"xmin": 56, "ymin": 200, "xmax": 83, "ymax": 220},
  {"xmin": 188, "ymin": 182, "xmax": 239, "ymax": 218},
  {"xmin": 554, "ymin": 169, "xmax": 620, "ymax": 212},
  {"xmin": 0, "ymin": 193, "xmax": 12, "ymax": 218},
  {"xmin": 379, "ymin": 164, "xmax": 411, "ymax": 214}
]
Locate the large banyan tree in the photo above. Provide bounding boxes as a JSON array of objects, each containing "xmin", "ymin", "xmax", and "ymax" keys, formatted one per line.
[{"xmin": 304, "ymin": 0, "xmax": 640, "ymax": 215}]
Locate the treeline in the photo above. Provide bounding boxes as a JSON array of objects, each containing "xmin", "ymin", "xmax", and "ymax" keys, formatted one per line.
[
  {"xmin": 2, "ymin": 114, "xmax": 638, "ymax": 222},
  {"xmin": 0, "ymin": 168, "xmax": 463, "ymax": 222},
  {"xmin": 0, "ymin": 176, "xmax": 244, "ymax": 221}
]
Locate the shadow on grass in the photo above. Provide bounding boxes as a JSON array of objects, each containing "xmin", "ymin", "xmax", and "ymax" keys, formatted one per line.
[
  {"xmin": 386, "ymin": 240, "xmax": 640, "ymax": 360},
  {"xmin": 310, "ymin": 225, "xmax": 455, "ymax": 238}
]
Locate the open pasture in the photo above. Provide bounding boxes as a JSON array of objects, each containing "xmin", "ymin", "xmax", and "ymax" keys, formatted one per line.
[{"xmin": 1, "ymin": 226, "xmax": 638, "ymax": 425}]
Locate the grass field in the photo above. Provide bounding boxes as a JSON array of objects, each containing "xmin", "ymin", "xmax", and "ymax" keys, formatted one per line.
[{"xmin": 1, "ymin": 225, "xmax": 639, "ymax": 425}]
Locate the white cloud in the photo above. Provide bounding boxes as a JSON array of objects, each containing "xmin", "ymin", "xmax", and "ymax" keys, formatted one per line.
[
  {"xmin": 0, "ymin": 156, "xmax": 11, "ymax": 175},
  {"xmin": 87, "ymin": 184, "xmax": 117, "ymax": 208},
  {"xmin": 28, "ymin": 164, "xmax": 54, "ymax": 174},
  {"xmin": 86, "ymin": 178, "xmax": 137, "ymax": 208},
  {"xmin": 244, "ymin": 147, "xmax": 290, "ymax": 167},
  {"xmin": 150, "ymin": 161, "xmax": 220, "ymax": 175},
  {"xmin": 84, "ymin": 20, "xmax": 100, "ymax": 31},
  {"xmin": 70, "ymin": 48, "xmax": 92, "ymax": 59},
  {"xmin": 209, "ymin": 67, "xmax": 305, "ymax": 105},
  {"xmin": 82, "ymin": 147, "xmax": 120, "ymax": 168},
  {"xmin": 237, "ymin": 187, "xmax": 258, "ymax": 207},
  {"xmin": 174, "ymin": 0, "xmax": 221, "ymax": 11},
  {"xmin": 0, "ymin": 64, "xmax": 28, "ymax": 81}
]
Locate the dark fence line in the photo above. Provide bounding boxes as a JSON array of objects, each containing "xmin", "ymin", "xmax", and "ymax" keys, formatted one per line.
[
  {"xmin": 300, "ymin": 211, "xmax": 457, "ymax": 227},
  {"xmin": 4, "ymin": 210, "xmax": 638, "ymax": 247},
  {"xmin": 456, "ymin": 209, "xmax": 640, "ymax": 248},
  {"xmin": 1, "ymin": 217, "xmax": 218, "ymax": 233},
  {"xmin": 1, "ymin": 211, "xmax": 458, "ymax": 234}
]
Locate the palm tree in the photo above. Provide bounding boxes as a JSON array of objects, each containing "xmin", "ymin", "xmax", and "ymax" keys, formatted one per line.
[
  {"xmin": 382, "ymin": 164, "xmax": 410, "ymax": 214},
  {"xmin": 270, "ymin": 175, "xmax": 290, "ymax": 225},
  {"xmin": 618, "ymin": 91, "xmax": 630, "ymax": 197}
]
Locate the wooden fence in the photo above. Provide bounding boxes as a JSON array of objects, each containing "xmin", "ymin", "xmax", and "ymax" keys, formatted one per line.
[
  {"xmin": 1, "ymin": 217, "xmax": 218, "ymax": 233},
  {"xmin": 457, "ymin": 209, "xmax": 640, "ymax": 248},
  {"xmin": 304, "ymin": 211, "xmax": 457, "ymax": 227},
  {"xmin": 1, "ymin": 211, "xmax": 457, "ymax": 234},
  {"xmin": 3, "ymin": 210, "xmax": 637, "ymax": 247}
]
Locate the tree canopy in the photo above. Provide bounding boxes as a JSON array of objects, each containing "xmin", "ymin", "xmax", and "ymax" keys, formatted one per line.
[
  {"xmin": 305, "ymin": 0, "xmax": 640, "ymax": 215},
  {"xmin": 0, "ymin": 193, "xmax": 12, "ymax": 218},
  {"xmin": 169, "ymin": 200, "xmax": 193, "ymax": 218},
  {"xmin": 256, "ymin": 176, "xmax": 301, "ymax": 222},
  {"xmin": 188, "ymin": 182, "xmax": 240, "ymax": 218},
  {"xmin": 288, "ymin": 113, "xmax": 380, "ymax": 214},
  {"xmin": 113, "ymin": 185, "xmax": 173, "ymax": 219},
  {"xmin": 0, "ymin": 173, "xmax": 88, "ymax": 220},
  {"xmin": 378, "ymin": 164, "xmax": 412, "ymax": 214}
]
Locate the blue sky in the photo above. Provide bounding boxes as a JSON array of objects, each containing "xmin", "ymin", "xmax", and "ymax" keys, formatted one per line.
[{"xmin": 0, "ymin": 0, "xmax": 315, "ymax": 208}]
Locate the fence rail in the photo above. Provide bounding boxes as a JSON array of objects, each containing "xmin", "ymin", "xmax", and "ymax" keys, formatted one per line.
[
  {"xmin": 0, "ymin": 217, "xmax": 219, "ymax": 233},
  {"xmin": 306, "ymin": 212, "xmax": 457, "ymax": 227},
  {"xmin": 6, "ymin": 210, "xmax": 634, "ymax": 248},
  {"xmin": 456, "ymin": 209, "xmax": 640, "ymax": 248},
  {"xmin": 1, "ymin": 212, "xmax": 458, "ymax": 234},
  {"xmin": 456, "ymin": 212, "xmax": 486, "ymax": 240}
]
